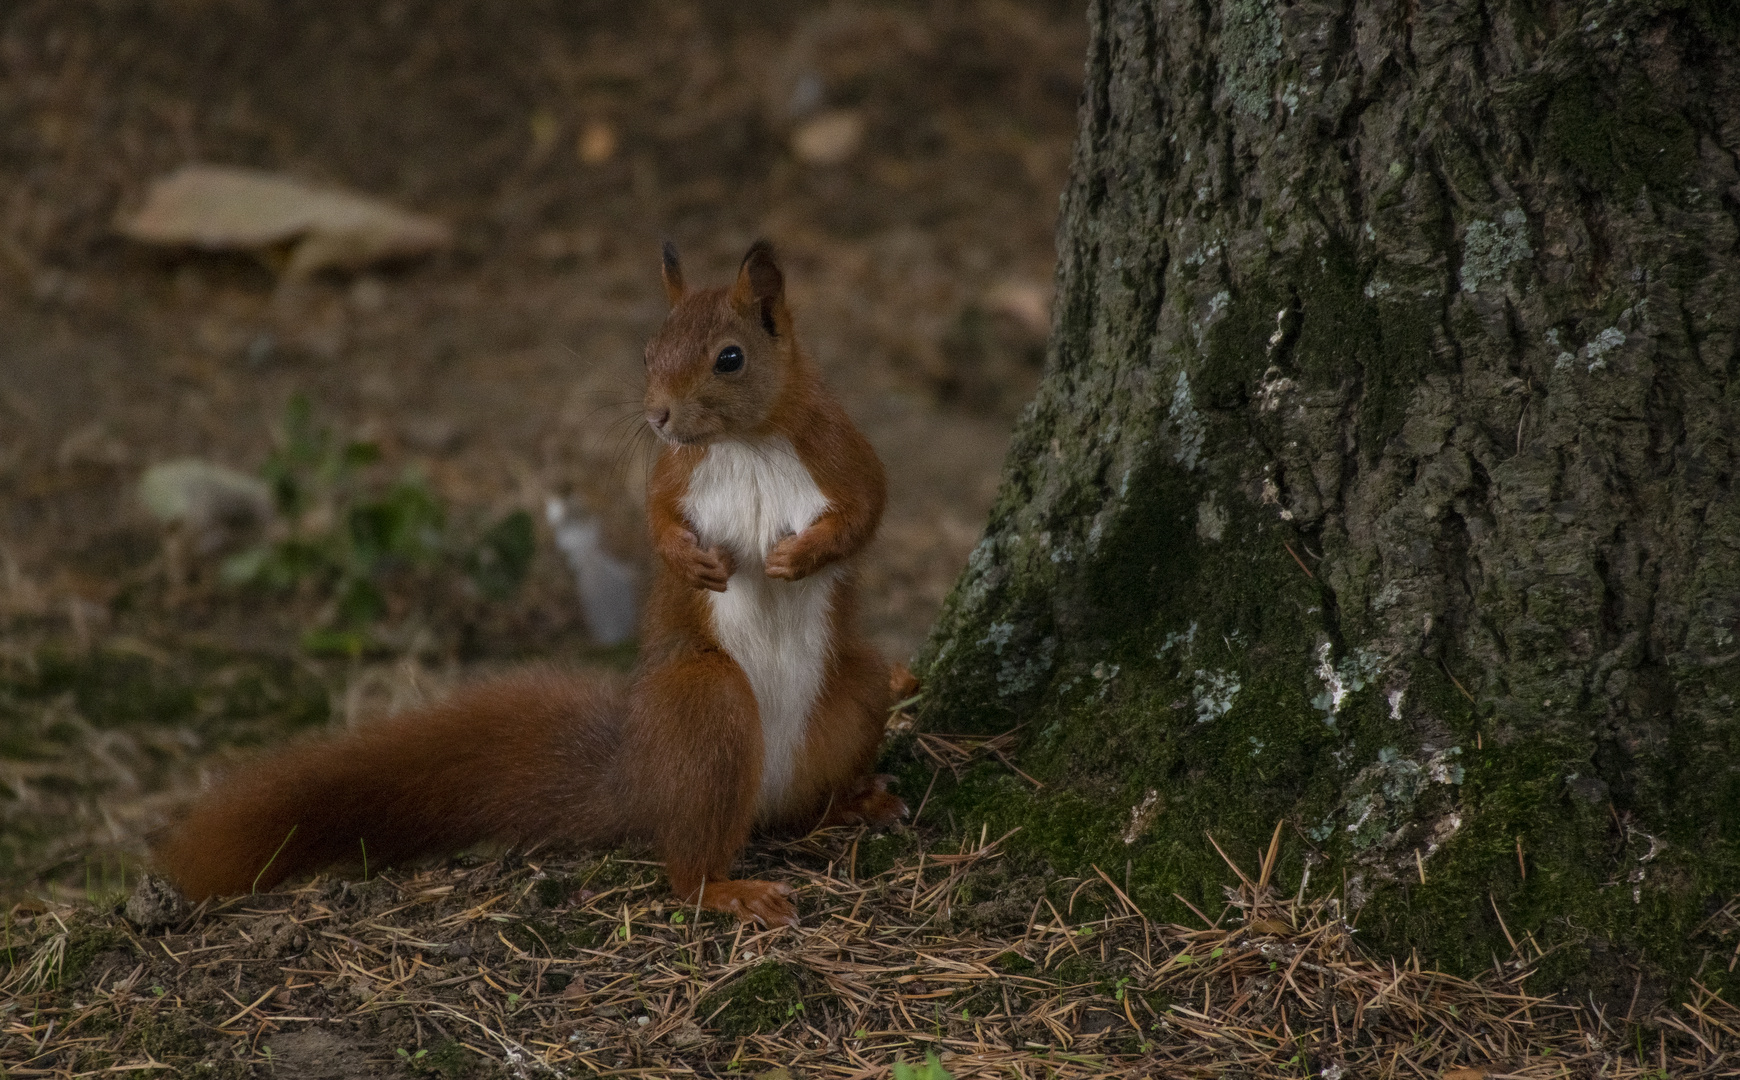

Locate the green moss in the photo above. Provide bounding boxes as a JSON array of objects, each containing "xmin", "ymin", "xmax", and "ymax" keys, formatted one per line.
[
  {"xmin": 697, "ymin": 960, "xmax": 830, "ymax": 1039},
  {"xmin": 1545, "ymin": 74, "xmax": 1697, "ymax": 202},
  {"xmin": 854, "ymin": 830, "xmax": 919, "ymax": 880},
  {"xmin": 533, "ymin": 876, "xmax": 570, "ymax": 908},
  {"xmin": 128, "ymin": 1009, "xmax": 208, "ymax": 1060},
  {"xmin": 506, "ymin": 918, "xmax": 559, "ymax": 955},
  {"xmin": 0, "ymin": 645, "xmax": 329, "ymax": 735},
  {"xmin": 1051, "ymin": 952, "xmax": 1107, "ymax": 988},
  {"xmin": 62, "ymin": 916, "xmax": 129, "ymax": 986},
  {"xmin": 411, "ymin": 1038, "xmax": 478, "ymax": 1078},
  {"xmin": 991, "ymin": 950, "xmax": 1035, "ymax": 975}
]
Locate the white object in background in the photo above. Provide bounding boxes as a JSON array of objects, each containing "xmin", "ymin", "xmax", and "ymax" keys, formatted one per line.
[
  {"xmin": 545, "ymin": 498, "xmax": 638, "ymax": 646},
  {"xmin": 139, "ymin": 458, "xmax": 274, "ymax": 551}
]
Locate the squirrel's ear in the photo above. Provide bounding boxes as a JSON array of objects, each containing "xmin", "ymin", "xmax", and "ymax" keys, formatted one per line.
[
  {"xmin": 660, "ymin": 240, "xmax": 686, "ymax": 306},
  {"xmin": 729, "ymin": 240, "xmax": 787, "ymax": 338}
]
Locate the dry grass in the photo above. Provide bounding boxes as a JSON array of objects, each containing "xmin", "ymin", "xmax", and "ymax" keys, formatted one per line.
[{"xmin": 4, "ymin": 811, "xmax": 1737, "ymax": 1078}]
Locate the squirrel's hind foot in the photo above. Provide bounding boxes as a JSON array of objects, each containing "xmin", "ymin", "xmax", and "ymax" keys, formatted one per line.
[{"xmin": 691, "ymin": 878, "xmax": 798, "ymax": 927}]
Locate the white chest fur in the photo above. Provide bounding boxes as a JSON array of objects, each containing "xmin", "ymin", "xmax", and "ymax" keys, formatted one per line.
[{"xmin": 682, "ymin": 438, "xmax": 836, "ymax": 817}]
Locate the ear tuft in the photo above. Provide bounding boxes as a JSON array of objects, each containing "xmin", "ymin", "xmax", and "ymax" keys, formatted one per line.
[
  {"xmin": 660, "ymin": 240, "xmax": 686, "ymax": 306},
  {"xmin": 731, "ymin": 240, "xmax": 785, "ymax": 337}
]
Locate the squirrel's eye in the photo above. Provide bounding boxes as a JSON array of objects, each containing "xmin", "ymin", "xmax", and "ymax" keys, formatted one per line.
[{"xmin": 714, "ymin": 345, "xmax": 745, "ymax": 374}]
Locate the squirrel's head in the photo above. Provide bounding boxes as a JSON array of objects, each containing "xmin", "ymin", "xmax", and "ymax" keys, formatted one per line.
[{"xmin": 642, "ymin": 240, "xmax": 795, "ymax": 447}]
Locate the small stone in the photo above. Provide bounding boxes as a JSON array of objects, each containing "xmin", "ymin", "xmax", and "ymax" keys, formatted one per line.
[
  {"xmin": 125, "ymin": 873, "xmax": 189, "ymax": 931},
  {"xmin": 578, "ymin": 120, "xmax": 618, "ymax": 165},
  {"xmin": 984, "ymin": 279, "xmax": 1053, "ymax": 337},
  {"xmin": 791, "ymin": 110, "xmax": 863, "ymax": 166}
]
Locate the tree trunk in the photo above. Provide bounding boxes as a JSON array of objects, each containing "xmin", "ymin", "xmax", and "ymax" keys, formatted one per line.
[{"xmin": 912, "ymin": 0, "xmax": 1740, "ymax": 999}]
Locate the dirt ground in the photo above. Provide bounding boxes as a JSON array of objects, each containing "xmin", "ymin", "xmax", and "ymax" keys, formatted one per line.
[{"xmin": 0, "ymin": 0, "xmax": 1086, "ymax": 894}]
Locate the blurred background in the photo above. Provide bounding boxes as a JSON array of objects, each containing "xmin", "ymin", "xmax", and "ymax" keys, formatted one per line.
[{"xmin": 0, "ymin": 0, "xmax": 1085, "ymax": 897}]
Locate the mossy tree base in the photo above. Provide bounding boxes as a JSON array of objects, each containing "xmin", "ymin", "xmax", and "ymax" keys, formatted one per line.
[{"xmin": 913, "ymin": 0, "xmax": 1740, "ymax": 1001}]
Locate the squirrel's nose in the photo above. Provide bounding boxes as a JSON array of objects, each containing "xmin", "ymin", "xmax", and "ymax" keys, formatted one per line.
[{"xmin": 646, "ymin": 407, "xmax": 670, "ymax": 430}]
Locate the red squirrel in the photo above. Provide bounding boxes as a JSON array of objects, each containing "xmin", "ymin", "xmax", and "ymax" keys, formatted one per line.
[{"xmin": 153, "ymin": 241, "xmax": 906, "ymax": 926}]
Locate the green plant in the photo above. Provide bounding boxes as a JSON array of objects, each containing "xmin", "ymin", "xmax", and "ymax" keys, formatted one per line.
[
  {"xmin": 221, "ymin": 395, "xmax": 534, "ymax": 653},
  {"xmin": 891, "ymin": 1051, "xmax": 954, "ymax": 1080}
]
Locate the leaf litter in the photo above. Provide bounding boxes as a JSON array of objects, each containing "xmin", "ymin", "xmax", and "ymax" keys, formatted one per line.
[{"xmin": 4, "ymin": 805, "xmax": 1737, "ymax": 1078}]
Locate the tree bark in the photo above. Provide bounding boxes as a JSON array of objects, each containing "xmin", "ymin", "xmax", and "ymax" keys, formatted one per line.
[{"xmin": 913, "ymin": 0, "xmax": 1740, "ymax": 998}]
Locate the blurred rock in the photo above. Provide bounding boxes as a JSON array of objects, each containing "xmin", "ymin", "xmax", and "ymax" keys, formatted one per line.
[
  {"xmin": 791, "ymin": 110, "xmax": 864, "ymax": 166},
  {"xmin": 139, "ymin": 458, "xmax": 273, "ymax": 549},
  {"xmin": 546, "ymin": 497, "xmax": 638, "ymax": 646},
  {"xmin": 116, "ymin": 165, "xmax": 451, "ymax": 279},
  {"xmin": 578, "ymin": 120, "xmax": 618, "ymax": 165},
  {"xmin": 985, "ymin": 278, "xmax": 1054, "ymax": 337},
  {"xmin": 125, "ymin": 873, "xmax": 189, "ymax": 931}
]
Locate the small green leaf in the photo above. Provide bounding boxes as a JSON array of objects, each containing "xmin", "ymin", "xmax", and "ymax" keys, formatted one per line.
[
  {"xmin": 1210, "ymin": 947, "xmax": 1225, "ymax": 959},
  {"xmin": 1173, "ymin": 953, "xmax": 1194, "ymax": 965},
  {"xmin": 219, "ymin": 545, "xmax": 271, "ymax": 585},
  {"xmin": 300, "ymin": 628, "xmax": 369, "ymax": 658},
  {"xmin": 467, "ymin": 509, "xmax": 536, "ymax": 600},
  {"xmin": 342, "ymin": 440, "xmax": 381, "ymax": 470}
]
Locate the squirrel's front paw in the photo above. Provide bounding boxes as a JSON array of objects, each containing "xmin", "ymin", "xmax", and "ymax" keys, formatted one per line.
[
  {"xmin": 821, "ymin": 774, "xmax": 908, "ymax": 828},
  {"xmin": 764, "ymin": 534, "xmax": 820, "ymax": 581},
  {"xmin": 663, "ymin": 529, "xmax": 735, "ymax": 592}
]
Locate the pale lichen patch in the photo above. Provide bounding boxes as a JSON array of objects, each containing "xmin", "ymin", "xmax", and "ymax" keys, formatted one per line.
[
  {"xmin": 1312, "ymin": 643, "xmax": 1383, "ymax": 726},
  {"xmin": 1169, "ymin": 370, "xmax": 1206, "ymax": 470},
  {"xmin": 1123, "ymin": 789, "xmax": 1162, "ymax": 845},
  {"xmin": 1582, "ymin": 326, "xmax": 1626, "ymax": 372},
  {"xmin": 1192, "ymin": 668, "xmax": 1241, "ymax": 723},
  {"xmin": 1221, "ymin": 0, "xmax": 1282, "ymax": 119},
  {"xmin": 1195, "ymin": 493, "xmax": 1228, "ymax": 541},
  {"xmin": 1458, "ymin": 208, "xmax": 1532, "ymax": 293}
]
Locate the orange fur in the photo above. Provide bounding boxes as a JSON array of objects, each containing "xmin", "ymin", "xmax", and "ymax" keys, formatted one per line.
[{"xmin": 153, "ymin": 242, "xmax": 903, "ymax": 926}]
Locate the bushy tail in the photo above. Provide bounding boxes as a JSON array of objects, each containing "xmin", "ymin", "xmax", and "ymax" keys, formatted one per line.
[{"xmin": 155, "ymin": 669, "xmax": 627, "ymax": 900}]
